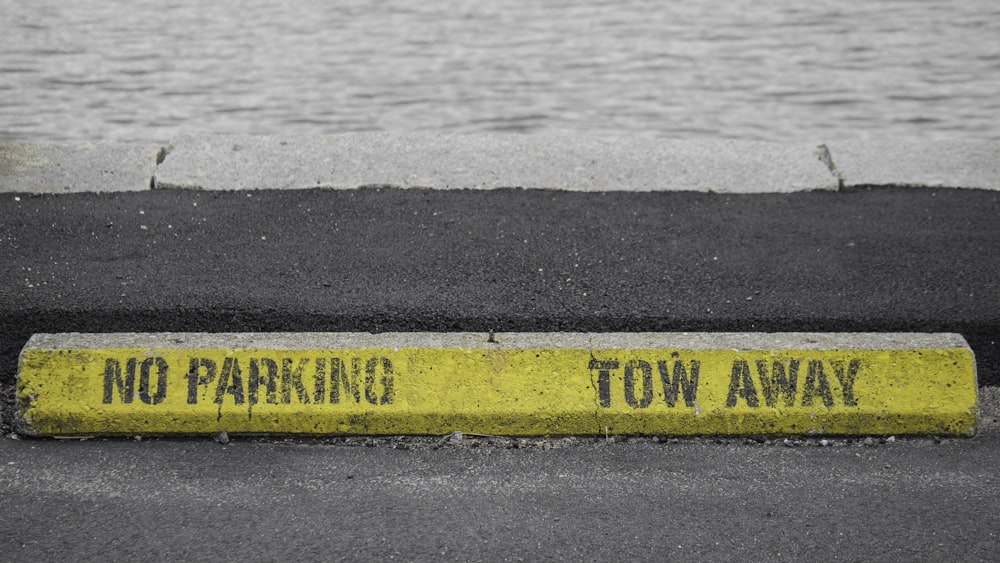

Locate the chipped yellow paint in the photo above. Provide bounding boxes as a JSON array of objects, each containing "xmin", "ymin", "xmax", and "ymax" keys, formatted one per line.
[{"xmin": 15, "ymin": 333, "xmax": 978, "ymax": 437}]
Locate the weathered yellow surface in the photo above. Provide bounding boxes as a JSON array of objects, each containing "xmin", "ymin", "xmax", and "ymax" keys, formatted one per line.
[{"xmin": 15, "ymin": 333, "xmax": 978, "ymax": 436}]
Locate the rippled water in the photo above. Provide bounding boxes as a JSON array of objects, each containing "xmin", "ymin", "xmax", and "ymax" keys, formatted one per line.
[{"xmin": 2, "ymin": 0, "xmax": 999, "ymax": 143}]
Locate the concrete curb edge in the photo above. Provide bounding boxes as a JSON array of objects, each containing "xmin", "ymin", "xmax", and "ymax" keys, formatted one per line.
[
  {"xmin": 3, "ymin": 135, "xmax": 998, "ymax": 193},
  {"xmin": 14, "ymin": 332, "xmax": 979, "ymax": 438}
]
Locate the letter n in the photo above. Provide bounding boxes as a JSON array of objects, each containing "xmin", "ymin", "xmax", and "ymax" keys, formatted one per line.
[
  {"xmin": 328, "ymin": 358, "xmax": 357, "ymax": 404},
  {"xmin": 103, "ymin": 358, "xmax": 135, "ymax": 404}
]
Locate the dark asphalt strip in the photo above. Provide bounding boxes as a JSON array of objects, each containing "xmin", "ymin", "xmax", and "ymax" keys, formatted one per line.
[{"xmin": 1, "ymin": 186, "xmax": 998, "ymax": 393}]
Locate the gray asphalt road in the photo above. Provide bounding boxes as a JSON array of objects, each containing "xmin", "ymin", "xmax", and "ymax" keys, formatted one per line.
[
  {"xmin": 2, "ymin": 186, "xmax": 999, "ymax": 394},
  {"xmin": 1, "ymin": 432, "xmax": 998, "ymax": 562},
  {"xmin": 1, "ymin": 186, "xmax": 999, "ymax": 561}
]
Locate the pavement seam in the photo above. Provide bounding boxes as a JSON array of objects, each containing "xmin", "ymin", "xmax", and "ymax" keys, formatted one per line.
[
  {"xmin": 150, "ymin": 144, "xmax": 173, "ymax": 190},
  {"xmin": 814, "ymin": 143, "xmax": 846, "ymax": 190}
]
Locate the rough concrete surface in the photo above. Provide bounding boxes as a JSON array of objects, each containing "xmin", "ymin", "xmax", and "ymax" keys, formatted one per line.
[
  {"xmin": 829, "ymin": 140, "xmax": 1000, "ymax": 190},
  {"xmin": 154, "ymin": 133, "xmax": 838, "ymax": 192},
  {"xmin": 0, "ymin": 433, "xmax": 997, "ymax": 562},
  {"xmin": 15, "ymin": 331, "xmax": 978, "ymax": 438},
  {"xmin": 0, "ymin": 140, "xmax": 158, "ymax": 193},
  {"xmin": 20, "ymin": 330, "xmax": 974, "ymax": 351},
  {"xmin": 4, "ymin": 135, "xmax": 1000, "ymax": 194}
]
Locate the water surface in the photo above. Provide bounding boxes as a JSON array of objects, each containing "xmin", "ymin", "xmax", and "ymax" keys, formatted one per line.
[{"xmin": 2, "ymin": 0, "xmax": 998, "ymax": 142}]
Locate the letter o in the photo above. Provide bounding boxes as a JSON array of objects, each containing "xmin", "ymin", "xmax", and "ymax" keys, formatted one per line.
[
  {"xmin": 623, "ymin": 359, "xmax": 653, "ymax": 408},
  {"xmin": 139, "ymin": 357, "xmax": 169, "ymax": 405}
]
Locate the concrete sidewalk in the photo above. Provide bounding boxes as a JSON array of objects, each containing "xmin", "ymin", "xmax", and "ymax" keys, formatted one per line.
[
  {"xmin": 3, "ymin": 134, "xmax": 999, "ymax": 193},
  {"xmin": 1, "ymin": 431, "xmax": 998, "ymax": 561}
]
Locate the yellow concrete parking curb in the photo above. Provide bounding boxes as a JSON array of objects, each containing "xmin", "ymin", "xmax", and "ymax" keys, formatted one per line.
[{"xmin": 15, "ymin": 332, "xmax": 978, "ymax": 437}]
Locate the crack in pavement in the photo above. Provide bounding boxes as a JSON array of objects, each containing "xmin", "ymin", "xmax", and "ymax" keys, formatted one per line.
[{"xmin": 815, "ymin": 143, "xmax": 846, "ymax": 190}]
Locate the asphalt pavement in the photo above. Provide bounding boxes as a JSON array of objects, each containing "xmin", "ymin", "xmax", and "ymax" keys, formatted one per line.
[
  {"xmin": 1, "ymin": 430, "xmax": 998, "ymax": 562},
  {"xmin": 2, "ymin": 186, "xmax": 999, "ymax": 397},
  {"xmin": 1, "ymin": 136, "xmax": 999, "ymax": 561}
]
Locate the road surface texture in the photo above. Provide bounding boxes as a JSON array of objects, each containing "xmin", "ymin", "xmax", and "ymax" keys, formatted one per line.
[
  {"xmin": 0, "ymin": 430, "xmax": 998, "ymax": 562},
  {"xmin": 1, "ymin": 136, "xmax": 999, "ymax": 561},
  {"xmin": 2, "ymin": 186, "xmax": 998, "ymax": 395}
]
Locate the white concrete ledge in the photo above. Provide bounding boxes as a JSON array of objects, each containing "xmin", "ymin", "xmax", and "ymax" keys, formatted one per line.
[
  {"xmin": 23, "ymin": 331, "xmax": 971, "ymax": 351},
  {"xmin": 828, "ymin": 140, "xmax": 1000, "ymax": 190},
  {"xmin": 2, "ymin": 135, "xmax": 998, "ymax": 193},
  {"xmin": 0, "ymin": 140, "xmax": 159, "ymax": 193},
  {"xmin": 153, "ymin": 133, "xmax": 837, "ymax": 193}
]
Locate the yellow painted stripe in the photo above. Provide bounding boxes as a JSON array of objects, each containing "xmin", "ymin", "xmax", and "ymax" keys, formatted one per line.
[{"xmin": 15, "ymin": 333, "xmax": 978, "ymax": 437}]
